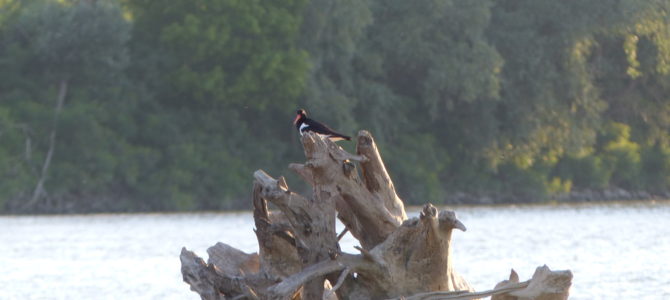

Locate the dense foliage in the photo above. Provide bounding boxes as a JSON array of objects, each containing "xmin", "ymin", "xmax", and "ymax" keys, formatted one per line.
[{"xmin": 2, "ymin": 0, "xmax": 670, "ymax": 213}]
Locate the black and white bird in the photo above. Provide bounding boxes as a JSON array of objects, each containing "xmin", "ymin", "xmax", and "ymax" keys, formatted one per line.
[{"xmin": 293, "ymin": 109, "xmax": 351, "ymax": 141}]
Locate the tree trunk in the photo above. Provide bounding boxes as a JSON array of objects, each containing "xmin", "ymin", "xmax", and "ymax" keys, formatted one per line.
[
  {"xmin": 26, "ymin": 79, "xmax": 68, "ymax": 210},
  {"xmin": 180, "ymin": 131, "xmax": 573, "ymax": 299}
]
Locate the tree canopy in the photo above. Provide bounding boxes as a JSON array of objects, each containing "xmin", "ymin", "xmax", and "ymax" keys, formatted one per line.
[{"xmin": 2, "ymin": 0, "xmax": 670, "ymax": 212}]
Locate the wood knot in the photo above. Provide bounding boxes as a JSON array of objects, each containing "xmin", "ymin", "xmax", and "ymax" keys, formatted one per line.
[
  {"xmin": 328, "ymin": 249, "xmax": 338, "ymax": 260},
  {"xmin": 420, "ymin": 203, "xmax": 437, "ymax": 219},
  {"xmin": 357, "ymin": 130, "xmax": 373, "ymax": 147},
  {"xmin": 342, "ymin": 160, "xmax": 355, "ymax": 177}
]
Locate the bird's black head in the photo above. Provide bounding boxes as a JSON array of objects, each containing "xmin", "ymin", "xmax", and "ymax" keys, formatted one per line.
[{"xmin": 293, "ymin": 109, "xmax": 307, "ymax": 125}]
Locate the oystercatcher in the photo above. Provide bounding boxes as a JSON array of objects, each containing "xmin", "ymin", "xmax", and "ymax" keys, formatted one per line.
[{"xmin": 293, "ymin": 109, "xmax": 351, "ymax": 141}]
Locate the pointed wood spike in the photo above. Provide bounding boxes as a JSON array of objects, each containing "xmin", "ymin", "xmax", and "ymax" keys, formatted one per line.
[
  {"xmin": 277, "ymin": 176, "xmax": 288, "ymax": 191},
  {"xmin": 510, "ymin": 269, "xmax": 519, "ymax": 283}
]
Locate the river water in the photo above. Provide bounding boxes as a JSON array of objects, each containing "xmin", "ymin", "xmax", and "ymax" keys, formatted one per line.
[{"xmin": 1, "ymin": 201, "xmax": 668, "ymax": 300}]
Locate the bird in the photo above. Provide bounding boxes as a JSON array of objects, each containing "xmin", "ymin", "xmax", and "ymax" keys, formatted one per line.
[{"xmin": 292, "ymin": 109, "xmax": 351, "ymax": 141}]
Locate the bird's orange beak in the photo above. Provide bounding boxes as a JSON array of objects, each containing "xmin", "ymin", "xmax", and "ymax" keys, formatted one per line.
[{"xmin": 293, "ymin": 114, "xmax": 301, "ymax": 125}]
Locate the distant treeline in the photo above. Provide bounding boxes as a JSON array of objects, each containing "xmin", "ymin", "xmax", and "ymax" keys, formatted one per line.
[{"xmin": 2, "ymin": 0, "xmax": 670, "ymax": 213}]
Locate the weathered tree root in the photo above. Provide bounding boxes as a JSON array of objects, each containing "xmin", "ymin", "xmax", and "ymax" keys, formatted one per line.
[{"xmin": 180, "ymin": 131, "xmax": 572, "ymax": 299}]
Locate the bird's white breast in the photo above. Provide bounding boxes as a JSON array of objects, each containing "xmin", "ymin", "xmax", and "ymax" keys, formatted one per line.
[{"xmin": 299, "ymin": 123, "xmax": 309, "ymax": 136}]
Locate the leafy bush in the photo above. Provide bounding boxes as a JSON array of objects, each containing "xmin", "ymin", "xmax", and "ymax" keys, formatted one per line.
[
  {"xmin": 600, "ymin": 122, "xmax": 641, "ymax": 189},
  {"xmin": 553, "ymin": 154, "xmax": 610, "ymax": 189},
  {"xmin": 639, "ymin": 143, "xmax": 670, "ymax": 191}
]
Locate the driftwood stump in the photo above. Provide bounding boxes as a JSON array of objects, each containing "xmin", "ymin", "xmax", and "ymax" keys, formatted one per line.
[{"xmin": 181, "ymin": 131, "xmax": 573, "ymax": 299}]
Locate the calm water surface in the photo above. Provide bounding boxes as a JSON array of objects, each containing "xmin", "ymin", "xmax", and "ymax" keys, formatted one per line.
[{"xmin": 1, "ymin": 201, "xmax": 669, "ymax": 299}]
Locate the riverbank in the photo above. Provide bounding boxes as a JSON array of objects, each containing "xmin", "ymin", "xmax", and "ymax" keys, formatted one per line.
[
  {"xmin": 445, "ymin": 188, "xmax": 670, "ymax": 205},
  {"xmin": 4, "ymin": 187, "xmax": 669, "ymax": 214}
]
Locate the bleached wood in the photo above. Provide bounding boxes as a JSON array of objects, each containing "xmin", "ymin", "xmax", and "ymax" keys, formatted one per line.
[
  {"xmin": 324, "ymin": 267, "xmax": 350, "ymax": 300},
  {"xmin": 356, "ymin": 130, "xmax": 407, "ymax": 221},
  {"xmin": 267, "ymin": 260, "xmax": 345, "ymax": 298},
  {"xmin": 508, "ymin": 265, "xmax": 572, "ymax": 300},
  {"xmin": 180, "ymin": 247, "xmax": 261, "ymax": 300},
  {"xmin": 252, "ymin": 182, "xmax": 301, "ymax": 279},
  {"xmin": 491, "ymin": 269, "xmax": 521, "ymax": 300},
  {"xmin": 207, "ymin": 242, "xmax": 259, "ymax": 276},
  {"xmin": 391, "ymin": 266, "xmax": 571, "ymax": 300},
  {"xmin": 363, "ymin": 204, "xmax": 473, "ymax": 296},
  {"xmin": 180, "ymin": 130, "xmax": 572, "ymax": 300},
  {"xmin": 388, "ymin": 281, "xmax": 529, "ymax": 300},
  {"xmin": 293, "ymin": 132, "xmax": 406, "ymax": 250},
  {"xmin": 253, "ymin": 165, "xmax": 338, "ymax": 299}
]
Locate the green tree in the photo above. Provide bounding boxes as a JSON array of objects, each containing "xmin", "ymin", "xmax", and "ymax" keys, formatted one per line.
[
  {"xmin": 297, "ymin": 0, "xmax": 372, "ymax": 135},
  {"xmin": 123, "ymin": 0, "xmax": 310, "ymax": 209},
  {"xmin": 353, "ymin": 0, "xmax": 502, "ymax": 202},
  {"xmin": 0, "ymin": 0, "xmax": 132, "ymax": 211}
]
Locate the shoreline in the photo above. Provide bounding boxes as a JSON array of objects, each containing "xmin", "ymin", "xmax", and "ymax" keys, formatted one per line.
[
  {"xmin": 4, "ymin": 195, "xmax": 669, "ymax": 216},
  {"xmin": 444, "ymin": 188, "xmax": 670, "ymax": 205},
  {"xmin": 4, "ymin": 188, "xmax": 669, "ymax": 215}
]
